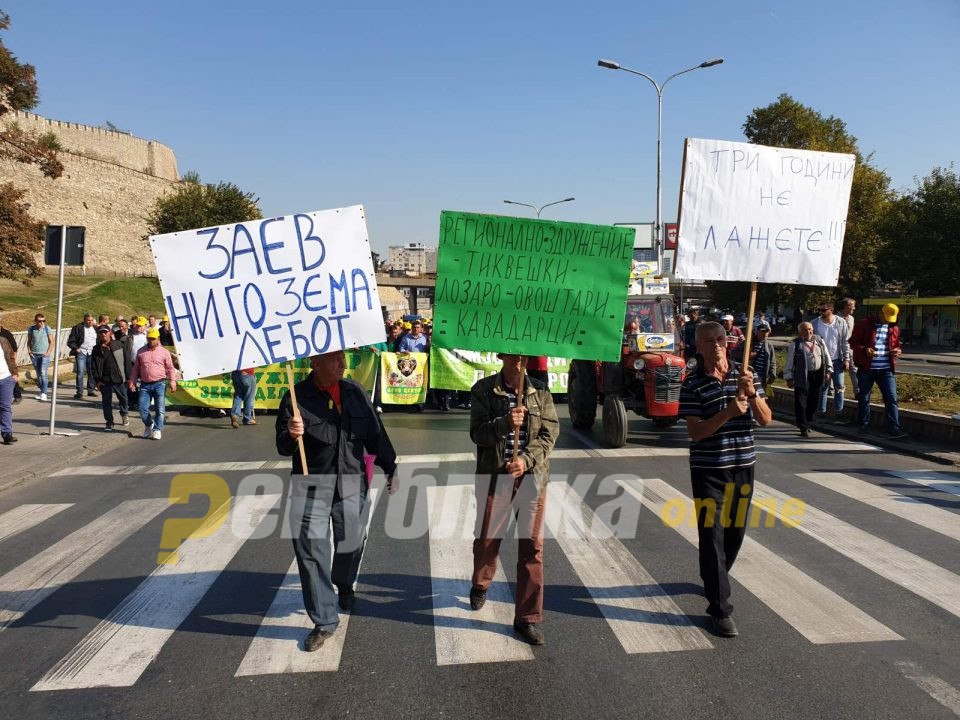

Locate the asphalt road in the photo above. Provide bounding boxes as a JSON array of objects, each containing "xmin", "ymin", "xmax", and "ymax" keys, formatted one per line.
[
  {"xmin": 896, "ymin": 360, "xmax": 960, "ymax": 378},
  {"xmin": 1, "ymin": 404, "xmax": 958, "ymax": 720}
]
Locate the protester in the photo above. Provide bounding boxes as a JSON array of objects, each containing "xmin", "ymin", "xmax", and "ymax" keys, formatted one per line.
[
  {"xmin": 720, "ymin": 314, "xmax": 744, "ymax": 361},
  {"xmin": 784, "ymin": 322, "xmax": 832, "ymax": 437},
  {"xmin": 0, "ymin": 315, "xmax": 23, "ymax": 406},
  {"xmin": 398, "ymin": 320, "xmax": 429, "ymax": 412},
  {"xmin": 0, "ymin": 333, "xmax": 17, "ymax": 444},
  {"xmin": 678, "ymin": 321, "xmax": 772, "ymax": 637},
  {"xmin": 147, "ymin": 314, "xmax": 159, "ymax": 331},
  {"xmin": 682, "ymin": 308, "xmax": 701, "ymax": 361},
  {"xmin": 526, "ymin": 356, "xmax": 549, "ymax": 386},
  {"xmin": 114, "ymin": 318, "xmax": 129, "ymax": 342},
  {"xmin": 837, "ymin": 298, "xmax": 858, "ymax": 396},
  {"xmin": 158, "ymin": 316, "xmax": 175, "ymax": 346},
  {"xmin": 812, "ymin": 302, "xmax": 852, "ymax": 423},
  {"xmin": 91, "ymin": 325, "xmax": 130, "ymax": 431},
  {"xmin": 67, "ymin": 313, "xmax": 98, "ymax": 399},
  {"xmin": 386, "ymin": 323, "xmax": 402, "ymax": 351},
  {"xmin": 469, "ymin": 353, "xmax": 559, "ymax": 646},
  {"xmin": 97, "ymin": 314, "xmax": 111, "ymax": 327},
  {"xmin": 112, "ymin": 315, "xmax": 126, "ymax": 336},
  {"xmin": 128, "ymin": 327, "xmax": 177, "ymax": 440},
  {"xmin": 230, "ymin": 368, "xmax": 257, "ymax": 428},
  {"xmin": 850, "ymin": 303, "xmax": 907, "ymax": 440},
  {"xmin": 27, "ymin": 313, "xmax": 54, "ymax": 401},
  {"xmin": 749, "ymin": 321, "xmax": 777, "ymax": 393},
  {"xmin": 277, "ymin": 349, "xmax": 398, "ymax": 652}
]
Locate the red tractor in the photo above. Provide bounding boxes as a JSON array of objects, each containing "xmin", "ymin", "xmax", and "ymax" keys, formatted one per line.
[{"xmin": 568, "ymin": 294, "xmax": 688, "ymax": 447}]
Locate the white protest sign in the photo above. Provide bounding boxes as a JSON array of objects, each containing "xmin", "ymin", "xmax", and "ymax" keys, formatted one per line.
[
  {"xmin": 675, "ymin": 138, "xmax": 855, "ymax": 286},
  {"xmin": 150, "ymin": 205, "xmax": 384, "ymax": 380}
]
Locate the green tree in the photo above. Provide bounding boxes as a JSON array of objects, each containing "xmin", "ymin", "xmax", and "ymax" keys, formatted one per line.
[
  {"xmin": 0, "ymin": 9, "xmax": 63, "ymax": 282},
  {"xmin": 707, "ymin": 94, "xmax": 894, "ymax": 317},
  {"xmin": 880, "ymin": 165, "xmax": 960, "ymax": 296},
  {"xmin": 145, "ymin": 172, "xmax": 262, "ymax": 237}
]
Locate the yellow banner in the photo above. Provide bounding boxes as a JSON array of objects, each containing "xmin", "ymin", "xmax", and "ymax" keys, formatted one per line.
[
  {"xmin": 380, "ymin": 351, "xmax": 428, "ymax": 405},
  {"xmin": 168, "ymin": 350, "xmax": 378, "ymax": 409}
]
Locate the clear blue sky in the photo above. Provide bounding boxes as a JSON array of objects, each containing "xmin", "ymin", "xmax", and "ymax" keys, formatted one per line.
[{"xmin": 6, "ymin": 0, "xmax": 959, "ymax": 253}]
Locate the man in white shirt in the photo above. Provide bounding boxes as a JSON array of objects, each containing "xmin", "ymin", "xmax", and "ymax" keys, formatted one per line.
[
  {"xmin": 812, "ymin": 302, "xmax": 851, "ymax": 422},
  {"xmin": 67, "ymin": 314, "xmax": 98, "ymax": 399}
]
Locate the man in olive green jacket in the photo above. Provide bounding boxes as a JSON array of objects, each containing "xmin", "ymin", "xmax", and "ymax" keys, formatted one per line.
[{"xmin": 468, "ymin": 353, "xmax": 559, "ymax": 646}]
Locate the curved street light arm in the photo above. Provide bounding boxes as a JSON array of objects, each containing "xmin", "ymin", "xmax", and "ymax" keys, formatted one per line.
[
  {"xmin": 662, "ymin": 63, "xmax": 709, "ymax": 92},
  {"xmin": 617, "ymin": 66, "xmax": 662, "ymax": 97},
  {"xmin": 503, "ymin": 200, "xmax": 538, "ymax": 216},
  {"xmin": 537, "ymin": 197, "xmax": 576, "ymax": 216}
]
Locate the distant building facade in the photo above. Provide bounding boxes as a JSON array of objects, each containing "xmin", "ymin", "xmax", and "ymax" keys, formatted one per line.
[{"xmin": 386, "ymin": 242, "xmax": 437, "ymax": 275}]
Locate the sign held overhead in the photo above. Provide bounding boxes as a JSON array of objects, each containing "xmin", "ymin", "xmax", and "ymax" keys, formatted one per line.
[
  {"xmin": 150, "ymin": 205, "xmax": 384, "ymax": 380},
  {"xmin": 675, "ymin": 138, "xmax": 855, "ymax": 286}
]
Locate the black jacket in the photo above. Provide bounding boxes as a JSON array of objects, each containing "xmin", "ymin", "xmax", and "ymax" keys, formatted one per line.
[
  {"xmin": 276, "ymin": 376, "xmax": 397, "ymax": 488},
  {"xmin": 66, "ymin": 322, "xmax": 95, "ymax": 356},
  {"xmin": 91, "ymin": 339, "xmax": 130, "ymax": 385}
]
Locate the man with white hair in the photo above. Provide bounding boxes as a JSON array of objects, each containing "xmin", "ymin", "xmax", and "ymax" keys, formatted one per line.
[
  {"xmin": 784, "ymin": 322, "xmax": 832, "ymax": 437},
  {"xmin": 720, "ymin": 314, "xmax": 744, "ymax": 361}
]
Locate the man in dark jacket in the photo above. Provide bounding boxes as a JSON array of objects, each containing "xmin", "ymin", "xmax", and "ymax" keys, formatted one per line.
[
  {"xmin": 850, "ymin": 303, "xmax": 906, "ymax": 439},
  {"xmin": 66, "ymin": 313, "xmax": 98, "ymax": 398},
  {"xmin": 468, "ymin": 354, "xmax": 559, "ymax": 646},
  {"xmin": 277, "ymin": 350, "xmax": 398, "ymax": 653},
  {"xmin": 91, "ymin": 325, "xmax": 130, "ymax": 430}
]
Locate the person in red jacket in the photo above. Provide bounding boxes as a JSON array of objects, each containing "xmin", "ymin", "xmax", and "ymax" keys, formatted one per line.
[{"xmin": 849, "ymin": 303, "xmax": 907, "ymax": 439}]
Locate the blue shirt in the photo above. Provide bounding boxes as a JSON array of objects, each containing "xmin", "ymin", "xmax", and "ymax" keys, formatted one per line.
[
  {"xmin": 753, "ymin": 344, "xmax": 769, "ymax": 383},
  {"xmin": 397, "ymin": 333, "xmax": 428, "ymax": 353},
  {"xmin": 679, "ymin": 363, "xmax": 765, "ymax": 470},
  {"xmin": 872, "ymin": 324, "xmax": 890, "ymax": 370}
]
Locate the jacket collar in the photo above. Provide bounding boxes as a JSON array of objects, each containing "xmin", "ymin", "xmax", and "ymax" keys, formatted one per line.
[{"xmin": 492, "ymin": 371, "xmax": 538, "ymax": 397}]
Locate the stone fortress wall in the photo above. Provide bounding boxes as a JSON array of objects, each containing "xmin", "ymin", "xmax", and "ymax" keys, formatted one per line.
[{"xmin": 0, "ymin": 110, "xmax": 181, "ymax": 275}]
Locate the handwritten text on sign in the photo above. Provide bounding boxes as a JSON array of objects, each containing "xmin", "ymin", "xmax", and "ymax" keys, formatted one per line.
[
  {"xmin": 150, "ymin": 205, "xmax": 383, "ymax": 380},
  {"xmin": 675, "ymin": 138, "xmax": 855, "ymax": 286},
  {"xmin": 432, "ymin": 212, "xmax": 633, "ymax": 361}
]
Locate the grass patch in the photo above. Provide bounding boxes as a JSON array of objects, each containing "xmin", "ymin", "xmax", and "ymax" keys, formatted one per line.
[{"xmin": 0, "ymin": 275, "xmax": 165, "ymax": 331}]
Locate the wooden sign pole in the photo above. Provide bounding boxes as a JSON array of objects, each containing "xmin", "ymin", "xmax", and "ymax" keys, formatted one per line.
[
  {"xmin": 739, "ymin": 282, "xmax": 759, "ymax": 394},
  {"xmin": 284, "ymin": 362, "xmax": 310, "ymax": 474},
  {"xmin": 512, "ymin": 366, "xmax": 526, "ymax": 462}
]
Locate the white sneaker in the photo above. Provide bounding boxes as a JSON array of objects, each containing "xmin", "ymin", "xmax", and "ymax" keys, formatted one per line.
[
  {"xmin": 39, "ymin": 393, "xmax": 48, "ymax": 401},
  {"xmin": 152, "ymin": 430, "xmax": 162, "ymax": 440},
  {"xmin": 142, "ymin": 426, "xmax": 153, "ymax": 439}
]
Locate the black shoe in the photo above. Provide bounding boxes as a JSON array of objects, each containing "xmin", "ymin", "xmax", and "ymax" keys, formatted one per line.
[
  {"xmin": 73, "ymin": 393, "xmax": 83, "ymax": 400},
  {"xmin": 469, "ymin": 586, "xmax": 487, "ymax": 611},
  {"xmin": 832, "ymin": 418, "xmax": 851, "ymax": 426},
  {"xmin": 338, "ymin": 587, "xmax": 356, "ymax": 612},
  {"xmin": 2, "ymin": 433, "xmax": 16, "ymax": 445},
  {"xmin": 513, "ymin": 620, "xmax": 545, "ymax": 645},
  {"xmin": 799, "ymin": 428, "xmax": 810, "ymax": 437},
  {"xmin": 711, "ymin": 615, "xmax": 739, "ymax": 637},
  {"xmin": 887, "ymin": 430, "xmax": 909, "ymax": 440},
  {"xmin": 87, "ymin": 390, "xmax": 97, "ymax": 397},
  {"xmin": 857, "ymin": 425, "xmax": 870, "ymax": 435},
  {"xmin": 304, "ymin": 626, "xmax": 331, "ymax": 652}
]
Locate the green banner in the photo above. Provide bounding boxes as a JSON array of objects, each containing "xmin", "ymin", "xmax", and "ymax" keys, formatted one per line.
[
  {"xmin": 380, "ymin": 352, "xmax": 429, "ymax": 404},
  {"xmin": 432, "ymin": 211, "xmax": 634, "ymax": 361},
  {"xmin": 429, "ymin": 347, "xmax": 571, "ymax": 393},
  {"xmin": 168, "ymin": 350, "xmax": 377, "ymax": 409}
]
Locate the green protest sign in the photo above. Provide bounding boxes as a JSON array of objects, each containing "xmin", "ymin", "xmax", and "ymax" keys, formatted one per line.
[{"xmin": 432, "ymin": 211, "xmax": 634, "ymax": 361}]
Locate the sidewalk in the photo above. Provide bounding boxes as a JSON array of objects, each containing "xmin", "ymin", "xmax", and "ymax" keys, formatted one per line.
[
  {"xmin": 1, "ymin": 383, "xmax": 135, "ymax": 493},
  {"xmin": 770, "ymin": 337, "xmax": 960, "ymax": 366}
]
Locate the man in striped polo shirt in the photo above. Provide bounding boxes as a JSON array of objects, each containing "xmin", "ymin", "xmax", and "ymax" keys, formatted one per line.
[
  {"xmin": 850, "ymin": 303, "xmax": 907, "ymax": 439},
  {"xmin": 679, "ymin": 321, "xmax": 772, "ymax": 637}
]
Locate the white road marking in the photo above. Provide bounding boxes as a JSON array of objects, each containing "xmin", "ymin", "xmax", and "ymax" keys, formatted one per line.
[
  {"xmin": 0, "ymin": 499, "xmax": 170, "ymax": 633},
  {"xmin": 754, "ymin": 481, "xmax": 960, "ymax": 619},
  {"xmin": 425, "ymin": 484, "xmax": 535, "ymax": 666},
  {"xmin": 888, "ymin": 470, "xmax": 960, "ymax": 498},
  {"xmin": 895, "ymin": 660, "xmax": 960, "ymax": 716},
  {"xmin": 0, "ymin": 504, "xmax": 73, "ymax": 544},
  {"xmin": 31, "ymin": 494, "xmax": 280, "ymax": 691},
  {"xmin": 798, "ymin": 472, "xmax": 960, "ymax": 542},
  {"xmin": 622, "ymin": 478, "xmax": 900, "ymax": 644},
  {"xmin": 545, "ymin": 482, "xmax": 712, "ymax": 653},
  {"xmin": 234, "ymin": 488, "xmax": 380, "ymax": 676}
]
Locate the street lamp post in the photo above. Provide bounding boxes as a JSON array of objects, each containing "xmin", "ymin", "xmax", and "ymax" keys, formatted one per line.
[
  {"xmin": 596, "ymin": 58, "xmax": 723, "ymax": 273},
  {"xmin": 503, "ymin": 197, "xmax": 575, "ymax": 218}
]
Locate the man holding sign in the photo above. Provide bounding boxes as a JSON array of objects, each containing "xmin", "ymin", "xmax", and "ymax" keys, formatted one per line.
[
  {"xmin": 468, "ymin": 353, "xmax": 558, "ymax": 646},
  {"xmin": 277, "ymin": 349, "xmax": 398, "ymax": 652},
  {"xmin": 679, "ymin": 323, "xmax": 772, "ymax": 637}
]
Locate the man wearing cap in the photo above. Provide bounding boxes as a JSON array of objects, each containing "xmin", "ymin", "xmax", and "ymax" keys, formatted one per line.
[
  {"xmin": 749, "ymin": 321, "xmax": 777, "ymax": 393},
  {"xmin": 129, "ymin": 327, "xmax": 177, "ymax": 440},
  {"xmin": 850, "ymin": 303, "xmax": 907, "ymax": 440},
  {"xmin": 469, "ymin": 353, "xmax": 559, "ymax": 646},
  {"xmin": 91, "ymin": 325, "xmax": 131, "ymax": 431},
  {"xmin": 67, "ymin": 313, "xmax": 98, "ymax": 399},
  {"xmin": 277, "ymin": 349, "xmax": 398, "ymax": 652},
  {"xmin": 682, "ymin": 308, "xmax": 701, "ymax": 361},
  {"xmin": 158, "ymin": 316, "xmax": 175, "ymax": 346},
  {"xmin": 721, "ymin": 315, "xmax": 745, "ymax": 361}
]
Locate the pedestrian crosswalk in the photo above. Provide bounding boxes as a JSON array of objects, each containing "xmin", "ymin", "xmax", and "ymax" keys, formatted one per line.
[{"xmin": 0, "ymin": 465, "xmax": 957, "ymax": 691}]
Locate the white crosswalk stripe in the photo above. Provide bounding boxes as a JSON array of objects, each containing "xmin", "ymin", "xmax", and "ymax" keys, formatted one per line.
[
  {"xmin": 753, "ymin": 481, "xmax": 960, "ymax": 619},
  {"xmin": 797, "ymin": 472, "xmax": 960, "ymax": 542},
  {"xmin": 887, "ymin": 470, "xmax": 960, "ymax": 498},
  {"xmin": 0, "ymin": 503, "xmax": 73, "ymax": 544},
  {"xmin": 621, "ymin": 477, "xmax": 900, "ymax": 644},
  {"xmin": 234, "ymin": 488, "xmax": 381, "ymax": 676},
  {"xmin": 31, "ymin": 494, "xmax": 280, "ymax": 691},
  {"xmin": 0, "ymin": 499, "xmax": 170, "ymax": 633},
  {"xmin": 425, "ymin": 484, "xmax": 535, "ymax": 666},
  {"xmin": 545, "ymin": 481, "xmax": 713, "ymax": 653}
]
